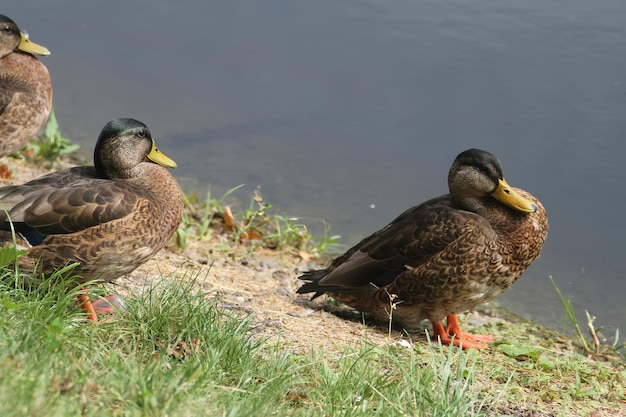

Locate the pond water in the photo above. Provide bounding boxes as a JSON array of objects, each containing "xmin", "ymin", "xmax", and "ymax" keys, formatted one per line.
[{"xmin": 7, "ymin": 1, "xmax": 626, "ymax": 332}]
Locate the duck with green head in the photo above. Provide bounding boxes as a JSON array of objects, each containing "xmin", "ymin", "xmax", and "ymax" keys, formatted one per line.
[
  {"xmin": 0, "ymin": 118, "xmax": 184, "ymax": 321},
  {"xmin": 298, "ymin": 149, "xmax": 548, "ymax": 349}
]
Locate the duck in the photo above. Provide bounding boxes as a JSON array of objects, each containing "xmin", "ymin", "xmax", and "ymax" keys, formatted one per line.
[
  {"xmin": 0, "ymin": 118, "xmax": 184, "ymax": 321},
  {"xmin": 298, "ymin": 148, "xmax": 548, "ymax": 349},
  {"xmin": 0, "ymin": 14, "xmax": 52, "ymax": 157}
]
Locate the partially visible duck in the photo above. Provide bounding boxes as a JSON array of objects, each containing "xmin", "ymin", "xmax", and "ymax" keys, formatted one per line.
[{"xmin": 0, "ymin": 14, "xmax": 52, "ymax": 157}]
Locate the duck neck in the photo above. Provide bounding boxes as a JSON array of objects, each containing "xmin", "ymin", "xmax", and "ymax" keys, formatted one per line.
[
  {"xmin": 451, "ymin": 195, "xmax": 488, "ymax": 214},
  {"xmin": 453, "ymin": 195, "xmax": 527, "ymax": 235}
]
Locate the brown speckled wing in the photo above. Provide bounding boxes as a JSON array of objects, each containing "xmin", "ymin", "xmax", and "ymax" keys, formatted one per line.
[
  {"xmin": 0, "ymin": 166, "xmax": 138, "ymax": 235},
  {"xmin": 312, "ymin": 195, "xmax": 483, "ymax": 291}
]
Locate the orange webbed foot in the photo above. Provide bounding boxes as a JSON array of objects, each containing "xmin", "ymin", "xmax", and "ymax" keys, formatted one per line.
[
  {"xmin": 91, "ymin": 294, "xmax": 124, "ymax": 315},
  {"xmin": 430, "ymin": 314, "xmax": 494, "ymax": 350}
]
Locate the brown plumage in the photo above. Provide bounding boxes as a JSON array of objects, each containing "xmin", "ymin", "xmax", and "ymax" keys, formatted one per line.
[
  {"xmin": 0, "ymin": 15, "xmax": 52, "ymax": 157},
  {"xmin": 0, "ymin": 118, "xmax": 183, "ymax": 320},
  {"xmin": 298, "ymin": 149, "xmax": 548, "ymax": 349}
]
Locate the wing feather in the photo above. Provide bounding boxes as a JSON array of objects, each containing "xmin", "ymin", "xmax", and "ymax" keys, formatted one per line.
[
  {"xmin": 305, "ymin": 196, "xmax": 485, "ymax": 292},
  {"xmin": 0, "ymin": 166, "xmax": 139, "ymax": 236}
]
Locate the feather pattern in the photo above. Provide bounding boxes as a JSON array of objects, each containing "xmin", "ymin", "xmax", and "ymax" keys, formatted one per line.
[
  {"xmin": 298, "ymin": 149, "xmax": 548, "ymax": 348},
  {"xmin": 0, "ymin": 15, "xmax": 52, "ymax": 157},
  {"xmin": 0, "ymin": 118, "xmax": 183, "ymax": 286}
]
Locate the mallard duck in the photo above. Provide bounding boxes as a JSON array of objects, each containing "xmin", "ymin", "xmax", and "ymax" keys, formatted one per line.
[
  {"xmin": 0, "ymin": 118, "xmax": 184, "ymax": 321},
  {"xmin": 0, "ymin": 15, "xmax": 52, "ymax": 157},
  {"xmin": 298, "ymin": 149, "xmax": 548, "ymax": 349}
]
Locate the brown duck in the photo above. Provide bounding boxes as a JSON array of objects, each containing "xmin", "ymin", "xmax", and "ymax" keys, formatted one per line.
[
  {"xmin": 298, "ymin": 149, "xmax": 548, "ymax": 349},
  {"xmin": 0, "ymin": 15, "xmax": 52, "ymax": 157},
  {"xmin": 0, "ymin": 118, "xmax": 184, "ymax": 320}
]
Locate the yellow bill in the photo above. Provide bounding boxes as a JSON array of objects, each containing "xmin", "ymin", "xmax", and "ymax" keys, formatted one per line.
[
  {"xmin": 18, "ymin": 31, "xmax": 51, "ymax": 56},
  {"xmin": 146, "ymin": 141, "xmax": 177, "ymax": 168},
  {"xmin": 492, "ymin": 178, "xmax": 537, "ymax": 213}
]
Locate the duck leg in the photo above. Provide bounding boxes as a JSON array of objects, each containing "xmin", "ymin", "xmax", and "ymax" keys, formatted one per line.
[
  {"xmin": 431, "ymin": 314, "xmax": 494, "ymax": 349},
  {"xmin": 76, "ymin": 291, "xmax": 97, "ymax": 322}
]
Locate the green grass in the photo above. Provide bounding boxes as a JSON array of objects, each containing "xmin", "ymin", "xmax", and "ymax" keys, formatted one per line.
[
  {"xmin": 1, "ymin": 254, "xmax": 624, "ymax": 416},
  {"xmin": 0, "ymin": 261, "xmax": 495, "ymax": 417},
  {"xmin": 550, "ymin": 275, "xmax": 625, "ymax": 357},
  {"xmin": 176, "ymin": 185, "xmax": 244, "ymax": 250},
  {"xmin": 26, "ymin": 108, "xmax": 80, "ymax": 167},
  {"xmin": 176, "ymin": 185, "xmax": 342, "ymax": 255},
  {"xmin": 0, "ymin": 247, "xmax": 497, "ymax": 417}
]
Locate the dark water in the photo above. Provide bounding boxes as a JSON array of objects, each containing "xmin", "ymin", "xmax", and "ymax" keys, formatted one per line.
[{"xmin": 6, "ymin": 1, "xmax": 626, "ymax": 331}]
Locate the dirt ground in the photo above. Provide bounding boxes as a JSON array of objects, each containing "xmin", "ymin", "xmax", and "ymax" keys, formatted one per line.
[
  {"xmin": 111, "ymin": 224, "xmax": 509, "ymax": 357},
  {"xmin": 114, "ymin": 238, "xmax": 407, "ymax": 354}
]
